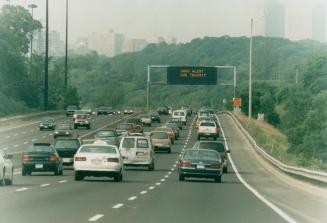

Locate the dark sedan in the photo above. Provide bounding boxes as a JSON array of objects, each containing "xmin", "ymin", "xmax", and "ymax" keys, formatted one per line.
[
  {"xmin": 22, "ymin": 143, "xmax": 63, "ymax": 176},
  {"xmin": 149, "ymin": 111, "xmax": 161, "ymax": 123},
  {"xmin": 178, "ymin": 149, "xmax": 222, "ymax": 183},
  {"xmin": 95, "ymin": 130, "xmax": 120, "ymax": 146},
  {"xmin": 39, "ymin": 117, "xmax": 56, "ymax": 130},
  {"xmin": 54, "ymin": 124, "xmax": 72, "ymax": 138}
]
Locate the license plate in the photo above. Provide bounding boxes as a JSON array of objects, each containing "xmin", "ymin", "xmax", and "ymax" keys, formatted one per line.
[
  {"xmin": 91, "ymin": 159, "xmax": 102, "ymax": 165},
  {"xmin": 35, "ymin": 164, "xmax": 43, "ymax": 169},
  {"xmin": 63, "ymin": 158, "xmax": 73, "ymax": 163},
  {"xmin": 136, "ymin": 152, "xmax": 144, "ymax": 156},
  {"xmin": 197, "ymin": 164, "xmax": 205, "ymax": 169}
]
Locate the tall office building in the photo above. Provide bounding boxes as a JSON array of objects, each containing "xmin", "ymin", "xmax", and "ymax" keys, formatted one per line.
[
  {"xmin": 114, "ymin": 33, "xmax": 125, "ymax": 56},
  {"xmin": 265, "ymin": 0, "xmax": 285, "ymax": 38},
  {"xmin": 123, "ymin": 39, "xmax": 148, "ymax": 53},
  {"xmin": 32, "ymin": 30, "xmax": 64, "ymax": 56},
  {"xmin": 312, "ymin": 2, "xmax": 326, "ymax": 42},
  {"xmin": 88, "ymin": 30, "xmax": 115, "ymax": 57}
]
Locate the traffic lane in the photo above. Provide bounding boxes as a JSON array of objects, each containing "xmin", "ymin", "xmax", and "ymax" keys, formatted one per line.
[
  {"xmin": 218, "ymin": 114, "xmax": 327, "ymax": 223},
  {"xmin": 96, "ymin": 118, "xmax": 287, "ymax": 223},
  {"xmin": 0, "ymin": 116, "xmax": 193, "ymax": 223}
]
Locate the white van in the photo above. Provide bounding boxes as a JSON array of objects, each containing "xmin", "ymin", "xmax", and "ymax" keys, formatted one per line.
[
  {"xmin": 119, "ymin": 136, "xmax": 155, "ymax": 171},
  {"xmin": 172, "ymin": 110, "xmax": 187, "ymax": 125}
]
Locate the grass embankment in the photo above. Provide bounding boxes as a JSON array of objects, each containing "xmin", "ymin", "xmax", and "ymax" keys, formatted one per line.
[{"xmin": 234, "ymin": 112, "xmax": 327, "ymax": 171}]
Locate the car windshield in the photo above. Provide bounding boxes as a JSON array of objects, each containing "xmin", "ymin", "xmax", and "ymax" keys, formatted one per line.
[
  {"xmin": 79, "ymin": 145, "xmax": 116, "ymax": 154},
  {"xmin": 151, "ymin": 132, "xmax": 168, "ymax": 139},
  {"xmin": 122, "ymin": 138, "xmax": 135, "ymax": 148},
  {"xmin": 54, "ymin": 140, "xmax": 79, "ymax": 149},
  {"xmin": 183, "ymin": 150, "xmax": 220, "ymax": 161},
  {"xmin": 197, "ymin": 142, "xmax": 225, "ymax": 153},
  {"xmin": 96, "ymin": 131, "xmax": 115, "ymax": 137},
  {"xmin": 174, "ymin": 111, "xmax": 184, "ymax": 116},
  {"xmin": 76, "ymin": 114, "xmax": 88, "ymax": 119}
]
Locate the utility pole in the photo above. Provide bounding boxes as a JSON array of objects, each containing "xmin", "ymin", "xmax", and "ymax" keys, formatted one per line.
[
  {"xmin": 248, "ymin": 18, "xmax": 253, "ymax": 120},
  {"xmin": 44, "ymin": 0, "xmax": 49, "ymax": 111},
  {"xmin": 64, "ymin": 0, "xmax": 69, "ymax": 88},
  {"xmin": 295, "ymin": 69, "xmax": 299, "ymax": 86},
  {"xmin": 28, "ymin": 4, "xmax": 38, "ymax": 64}
]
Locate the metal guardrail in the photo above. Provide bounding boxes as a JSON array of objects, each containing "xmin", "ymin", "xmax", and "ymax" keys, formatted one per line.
[
  {"xmin": 0, "ymin": 110, "xmax": 64, "ymax": 122},
  {"xmin": 219, "ymin": 111, "xmax": 327, "ymax": 185}
]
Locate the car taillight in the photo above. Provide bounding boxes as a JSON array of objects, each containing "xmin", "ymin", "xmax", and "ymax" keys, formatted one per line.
[
  {"xmin": 49, "ymin": 155, "xmax": 58, "ymax": 161},
  {"xmin": 75, "ymin": 157, "xmax": 87, "ymax": 161},
  {"xmin": 107, "ymin": 158, "xmax": 119, "ymax": 162},
  {"xmin": 178, "ymin": 161, "xmax": 192, "ymax": 166},
  {"xmin": 209, "ymin": 162, "xmax": 221, "ymax": 168},
  {"xmin": 22, "ymin": 155, "xmax": 29, "ymax": 162}
]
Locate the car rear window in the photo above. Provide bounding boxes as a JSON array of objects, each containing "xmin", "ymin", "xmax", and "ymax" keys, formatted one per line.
[
  {"xmin": 79, "ymin": 145, "xmax": 116, "ymax": 154},
  {"xmin": 122, "ymin": 138, "xmax": 135, "ymax": 148},
  {"xmin": 198, "ymin": 142, "xmax": 225, "ymax": 153},
  {"xmin": 96, "ymin": 131, "xmax": 115, "ymax": 137},
  {"xmin": 200, "ymin": 122, "xmax": 216, "ymax": 127},
  {"xmin": 55, "ymin": 140, "xmax": 80, "ymax": 149},
  {"xmin": 28, "ymin": 145, "xmax": 53, "ymax": 153},
  {"xmin": 174, "ymin": 111, "xmax": 185, "ymax": 116},
  {"xmin": 183, "ymin": 150, "xmax": 220, "ymax": 161},
  {"xmin": 151, "ymin": 132, "xmax": 168, "ymax": 139},
  {"xmin": 137, "ymin": 139, "xmax": 149, "ymax": 148}
]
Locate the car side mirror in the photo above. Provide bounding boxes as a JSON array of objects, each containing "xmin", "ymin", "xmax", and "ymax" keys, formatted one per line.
[{"xmin": 6, "ymin": 154, "xmax": 13, "ymax": 159}]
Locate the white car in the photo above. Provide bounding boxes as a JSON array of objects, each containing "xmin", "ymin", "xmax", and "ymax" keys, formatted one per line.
[
  {"xmin": 74, "ymin": 141, "xmax": 124, "ymax": 182},
  {"xmin": 172, "ymin": 110, "xmax": 187, "ymax": 125},
  {"xmin": 197, "ymin": 121, "xmax": 219, "ymax": 140},
  {"xmin": 138, "ymin": 114, "xmax": 152, "ymax": 126},
  {"xmin": 119, "ymin": 136, "xmax": 155, "ymax": 171},
  {"xmin": 0, "ymin": 150, "xmax": 13, "ymax": 186}
]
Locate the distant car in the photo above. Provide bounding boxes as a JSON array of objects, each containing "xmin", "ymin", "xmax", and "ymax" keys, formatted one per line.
[
  {"xmin": 170, "ymin": 118, "xmax": 183, "ymax": 130},
  {"xmin": 157, "ymin": 106, "xmax": 169, "ymax": 115},
  {"xmin": 150, "ymin": 131, "xmax": 172, "ymax": 153},
  {"xmin": 22, "ymin": 143, "xmax": 63, "ymax": 176},
  {"xmin": 172, "ymin": 110, "xmax": 187, "ymax": 125},
  {"xmin": 74, "ymin": 142, "xmax": 124, "ymax": 182},
  {"xmin": 95, "ymin": 130, "xmax": 120, "ymax": 146},
  {"xmin": 97, "ymin": 107, "xmax": 113, "ymax": 115},
  {"xmin": 182, "ymin": 106, "xmax": 192, "ymax": 116},
  {"xmin": 54, "ymin": 138, "xmax": 81, "ymax": 166},
  {"xmin": 138, "ymin": 114, "xmax": 152, "ymax": 126},
  {"xmin": 66, "ymin": 105, "xmax": 78, "ymax": 116},
  {"xmin": 39, "ymin": 117, "xmax": 56, "ymax": 130},
  {"xmin": 73, "ymin": 114, "xmax": 91, "ymax": 129},
  {"xmin": 149, "ymin": 111, "xmax": 161, "ymax": 123},
  {"xmin": 197, "ymin": 121, "xmax": 219, "ymax": 140},
  {"xmin": 154, "ymin": 127, "xmax": 175, "ymax": 144},
  {"xmin": 196, "ymin": 116, "xmax": 211, "ymax": 129},
  {"xmin": 81, "ymin": 107, "xmax": 92, "ymax": 115},
  {"xmin": 116, "ymin": 123, "xmax": 137, "ymax": 133},
  {"xmin": 164, "ymin": 123, "xmax": 180, "ymax": 139},
  {"xmin": 0, "ymin": 150, "xmax": 13, "ymax": 185},
  {"xmin": 126, "ymin": 117, "xmax": 143, "ymax": 132},
  {"xmin": 178, "ymin": 149, "xmax": 222, "ymax": 183},
  {"xmin": 193, "ymin": 141, "xmax": 230, "ymax": 173},
  {"xmin": 73, "ymin": 110, "xmax": 88, "ymax": 120},
  {"xmin": 119, "ymin": 136, "xmax": 155, "ymax": 171},
  {"xmin": 123, "ymin": 107, "xmax": 134, "ymax": 114},
  {"xmin": 54, "ymin": 124, "xmax": 72, "ymax": 138}
]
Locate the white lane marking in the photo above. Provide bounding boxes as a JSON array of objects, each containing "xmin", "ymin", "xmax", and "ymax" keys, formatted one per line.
[
  {"xmin": 164, "ymin": 175, "xmax": 169, "ymax": 178},
  {"xmin": 16, "ymin": 188, "xmax": 28, "ymax": 192},
  {"xmin": 168, "ymin": 172, "xmax": 172, "ymax": 174},
  {"xmin": 13, "ymin": 145, "xmax": 19, "ymax": 148},
  {"xmin": 32, "ymin": 139, "xmax": 37, "ymax": 142},
  {"xmin": 14, "ymin": 134, "xmax": 18, "ymax": 136},
  {"xmin": 49, "ymin": 133, "xmax": 53, "ymax": 136},
  {"xmin": 156, "ymin": 182, "xmax": 161, "ymax": 186},
  {"xmin": 59, "ymin": 180, "xmax": 67, "ymax": 183},
  {"xmin": 171, "ymin": 168, "xmax": 175, "ymax": 171},
  {"xmin": 148, "ymin": 186, "xmax": 155, "ymax": 190},
  {"xmin": 30, "ymin": 130, "xmax": 34, "ymax": 132},
  {"xmin": 173, "ymin": 164, "xmax": 177, "ymax": 167},
  {"xmin": 217, "ymin": 115, "xmax": 297, "ymax": 223},
  {"xmin": 140, "ymin": 191, "xmax": 147, "ymax": 195},
  {"xmin": 112, "ymin": 203, "xmax": 124, "ymax": 209},
  {"xmin": 23, "ymin": 141, "xmax": 28, "ymax": 145},
  {"xmin": 42, "ymin": 136, "xmax": 46, "ymax": 138},
  {"xmin": 22, "ymin": 131, "xmax": 27, "ymax": 134},
  {"xmin": 88, "ymin": 214, "xmax": 104, "ymax": 222},
  {"xmin": 40, "ymin": 183, "xmax": 50, "ymax": 187},
  {"xmin": 2, "ymin": 147, "xmax": 8, "ymax": 150},
  {"xmin": 5, "ymin": 136, "xmax": 10, "ymax": 139},
  {"xmin": 128, "ymin": 196, "xmax": 137, "ymax": 201},
  {"xmin": 160, "ymin": 179, "xmax": 165, "ymax": 182}
]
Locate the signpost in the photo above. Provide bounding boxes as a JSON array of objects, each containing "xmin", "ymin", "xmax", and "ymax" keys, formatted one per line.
[{"xmin": 167, "ymin": 66, "xmax": 217, "ymax": 85}]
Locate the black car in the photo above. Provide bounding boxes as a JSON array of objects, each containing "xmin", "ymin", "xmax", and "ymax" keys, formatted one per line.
[
  {"xmin": 66, "ymin": 105, "xmax": 78, "ymax": 117},
  {"xmin": 157, "ymin": 106, "xmax": 169, "ymax": 115},
  {"xmin": 193, "ymin": 141, "xmax": 230, "ymax": 173},
  {"xmin": 149, "ymin": 111, "xmax": 161, "ymax": 123},
  {"xmin": 178, "ymin": 149, "xmax": 222, "ymax": 183},
  {"xmin": 22, "ymin": 143, "xmax": 63, "ymax": 176},
  {"xmin": 54, "ymin": 138, "xmax": 81, "ymax": 166},
  {"xmin": 54, "ymin": 124, "xmax": 72, "ymax": 138},
  {"xmin": 123, "ymin": 107, "xmax": 134, "ymax": 114},
  {"xmin": 39, "ymin": 117, "xmax": 56, "ymax": 130},
  {"xmin": 97, "ymin": 107, "xmax": 113, "ymax": 115},
  {"xmin": 95, "ymin": 130, "xmax": 120, "ymax": 146}
]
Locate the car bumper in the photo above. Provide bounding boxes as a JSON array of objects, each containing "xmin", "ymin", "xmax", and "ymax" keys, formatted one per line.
[
  {"xmin": 23, "ymin": 162, "xmax": 59, "ymax": 172},
  {"xmin": 178, "ymin": 167, "xmax": 222, "ymax": 178},
  {"xmin": 74, "ymin": 169, "xmax": 121, "ymax": 177},
  {"xmin": 198, "ymin": 133, "xmax": 218, "ymax": 137},
  {"xmin": 124, "ymin": 159, "xmax": 153, "ymax": 166}
]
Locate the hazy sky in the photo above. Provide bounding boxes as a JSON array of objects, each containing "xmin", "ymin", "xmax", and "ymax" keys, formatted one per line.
[{"xmin": 0, "ymin": 0, "xmax": 326, "ymax": 43}]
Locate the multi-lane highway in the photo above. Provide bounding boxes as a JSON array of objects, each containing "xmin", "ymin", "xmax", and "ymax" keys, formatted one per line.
[{"xmin": 0, "ymin": 112, "xmax": 326, "ymax": 223}]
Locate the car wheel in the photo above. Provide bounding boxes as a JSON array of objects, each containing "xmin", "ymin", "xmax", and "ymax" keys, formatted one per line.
[
  {"xmin": 22, "ymin": 167, "xmax": 27, "ymax": 176},
  {"xmin": 74, "ymin": 171, "xmax": 84, "ymax": 181},
  {"xmin": 213, "ymin": 137, "xmax": 217, "ymax": 141},
  {"xmin": 148, "ymin": 163, "xmax": 155, "ymax": 171},
  {"xmin": 179, "ymin": 174, "xmax": 185, "ymax": 181},
  {"xmin": 5, "ymin": 169, "xmax": 13, "ymax": 185},
  {"xmin": 74, "ymin": 125, "xmax": 77, "ymax": 129},
  {"xmin": 54, "ymin": 166, "xmax": 61, "ymax": 176},
  {"xmin": 197, "ymin": 135, "xmax": 201, "ymax": 140},
  {"xmin": 59, "ymin": 167, "xmax": 64, "ymax": 176},
  {"xmin": 214, "ymin": 176, "xmax": 222, "ymax": 183},
  {"xmin": 167, "ymin": 148, "xmax": 171, "ymax": 154},
  {"xmin": 0, "ymin": 171, "xmax": 5, "ymax": 186},
  {"xmin": 223, "ymin": 167, "xmax": 228, "ymax": 173},
  {"xmin": 114, "ymin": 172, "xmax": 123, "ymax": 182}
]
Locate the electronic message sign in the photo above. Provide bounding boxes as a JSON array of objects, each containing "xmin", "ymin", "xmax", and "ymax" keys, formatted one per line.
[{"xmin": 167, "ymin": 66, "xmax": 217, "ymax": 85}]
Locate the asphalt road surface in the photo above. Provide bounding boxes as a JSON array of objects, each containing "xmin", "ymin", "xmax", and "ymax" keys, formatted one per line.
[{"xmin": 0, "ymin": 113, "xmax": 325, "ymax": 223}]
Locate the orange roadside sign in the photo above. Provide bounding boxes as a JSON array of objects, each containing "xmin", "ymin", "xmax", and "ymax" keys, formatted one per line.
[{"xmin": 233, "ymin": 98, "xmax": 242, "ymax": 106}]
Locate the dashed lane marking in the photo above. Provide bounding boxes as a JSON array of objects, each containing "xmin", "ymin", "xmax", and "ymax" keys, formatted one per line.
[
  {"xmin": 112, "ymin": 203, "xmax": 124, "ymax": 209},
  {"xmin": 88, "ymin": 214, "xmax": 104, "ymax": 222},
  {"xmin": 140, "ymin": 191, "xmax": 147, "ymax": 195},
  {"xmin": 59, "ymin": 180, "xmax": 67, "ymax": 183},
  {"xmin": 148, "ymin": 186, "xmax": 155, "ymax": 190},
  {"xmin": 128, "ymin": 196, "xmax": 137, "ymax": 201},
  {"xmin": 40, "ymin": 184, "xmax": 50, "ymax": 187},
  {"xmin": 16, "ymin": 188, "xmax": 28, "ymax": 192},
  {"xmin": 155, "ymin": 182, "xmax": 161, "ymax": 186}
]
